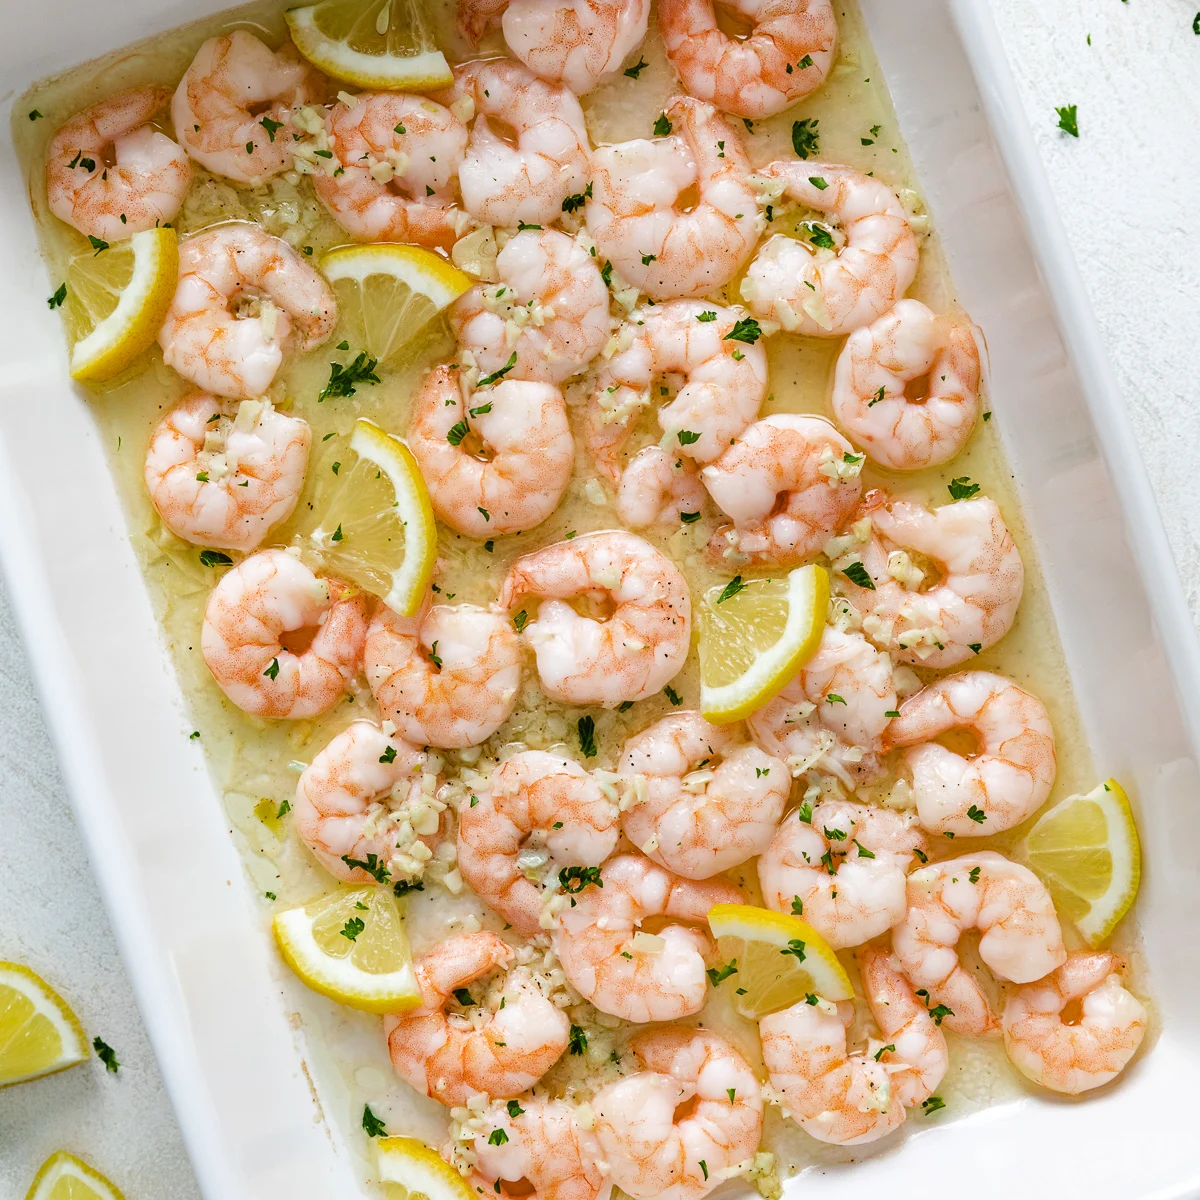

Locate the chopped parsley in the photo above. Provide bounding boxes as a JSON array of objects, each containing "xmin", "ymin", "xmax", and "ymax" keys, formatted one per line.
[
  {"xmin": 840, "ymin": 561, "xmax": 875, "ymax": 590},
  {"xmin": 791, "ymin": 117, "xmax": 820, "ymax": 160},
  {"xmin": 319, "ymin": 352, "xmax": 380, "ymax": 401},
  {"xmin": 677, "ymin": 429, "xmax": 701, "ymax": 445},
  {"xmin": 967, "ymin": 805, "xmax": 987, "ymax": 824},
  {"xmin": 340, "ymin": 917, "xmax": 365, "ymax": 941},
  {"xmin": 664, "ymin": 685, "xmax": 683, "ymax": 705},
  {"xmin": 263, "ymin": 657, "xmax": 280, "ymax": 680},
  {"xmin": 922, "ymin": 1095, "xmax": 947, "ymax": 1115},
  {"xmin": 446, "ymin": 420, "xmax": 470, "ymax": 446},
  {"xmin": 562, "ymin": 183, "xmax": 592, "ymax": 214},
  {"xmin": 696, "ymin": 310, "xmax": 718, "ymax": 322},
  {"xmin": 578, "ymin": 715, "xmax": 597, "ymax": 758},
  {"xmin": 781, "ymin": 938, "xmax": 807, "ymax": 962},
  {"xmin": 559, "ymin": 865, "xmax": 603, "ymax": 893},
  {"xmin": 341, "ymin": 853, "xmax": 390, "ymax": 883},
  {"xmin": 1055, "ymin": 104, "xmax": 1079, "ymax": 138},
  {"xmin": 478, "ymin": 351, "xmax": 519, "ymax": 387},
  {"xmin": 260, "ymin": 116, "xmax": 283, "ymax": 142},
  {"xmin": 717, "ymin": 576, "xmax": 746, "ymax": 603},
  {"xmin": 92, "ymin": 1037, "xmax": 120, "ymax": 1073},
  {"xmin": 947, "ymin": 476, "xmax": 980, "ymax": 500},
  {"xmin": 513, "ymin": 610, "xmax": 529, "ymax": 633},
  {"xmin": 362, "ymin": 1105, "xmax": 388, "ymax": 1137},
  {"xmin": 47, "ymin": 283, "xmax": 67, "ymax": 309},
  {"xmin": 199, "ymin": 549, "xmax": 232, "ymax": 568},
  {"xmin": 624, "ymin": 56, "xmax": 649, "ymax": 79},
  {"xmin": 488, "ymin": 1129, "xmax": 509, "ymax": 1146},
  {"xmin": 706, "ymin": 960, "xmax": 738, "ymax": 987},
  {"xmin": 723, "ymin": 317, "xmax": 762, "ymax": 344},
  {"xmin": 653, "ymin": 113, "xmax": 673, "ymax": 137},
  {"xmin": 568, "ymin": 1025, "xmax": 588, "ymax": 1055}
]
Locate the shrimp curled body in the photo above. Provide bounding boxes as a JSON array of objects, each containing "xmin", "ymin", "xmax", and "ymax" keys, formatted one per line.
[
  {"xmin": 593, "ymin": 1027, "xmax": 764, "ymax": 1200},
  {"xmin": 172, "ymin": 32, "xmax": 324, "ymax": 186},
  {"xmin": 385, "ymin": 931, "xmax": 569, "ymax": 1105},
  {"xmin": 406, "ymin": 365, "xmax": 574, "ymax": 538},
  {"xmin": 618, "ymin": 712, "xmax": 790, "ymax": 878},
  {"xmin": 586, "ymin": 97, "xmax": 759, "ymax": 300},
  {"xmin": 831, "ymin": 299, "xmax": 982, "ymax": 471},
  {"xmin": 293, "ymin": 721, "xmax": 433, "ymax": 883},
  {"xmin": 554, "ymin": 854, "xmax": 740, "ymax": 1022},
  {"xmin": 892, "ymin": 851, "xmax": 1066, "ymax": 1037},
  {"xmin": 460, "ymin": 0, "xmax": 652, "ymax": 95},
  {"xmin": 500, "ymin": 532, "xmax": 691, "ymax": 707},
  {"xmin": 46, "ymin": 86, "xmax": 190, "ymax": 241},
  {"xmin": 467, "ymin": 1094, "xmax": 612, "ymax": 1200},
  {"xmin": 1002, "ymin": 952, "xmax": 1146, "ymax": 1095},
  {"xmin": 313, "ymin": 92, "xmax": 467, "ymax": 249},
  {"xmin": 158, "ymin": 223, "xmax": 336, "ymax": 399},
  {"xmin": 658, "ymin": 0, "xmax": 837, "ymax": 119},
  {"xmin": 741, "ymin": 162, "xmax": 918, "ymax": 338},
  {"xmin": 757, "ymin": 800, "xmax": 926, "ymax": 949},
  {"xmin": 144, "ymin": 392, "xmax": 310, "ymax": 552},
  {"xmin": 365, "ymin": 601, "xmax": 522, "ymax": 749},
  {"xmin": 201, "ymin": 548, "xmax": 368, "ymax": 719},
  {"xmin": 701, "ymin": 414, "xmax": 862, "ymax": 568},
  {"xmin": 885, "ymin": 671, "xmax": 1056, "ymax": 835},
  {"xmin": 456, "ymin": 750, "xmax": 619, "ymax": 936}
]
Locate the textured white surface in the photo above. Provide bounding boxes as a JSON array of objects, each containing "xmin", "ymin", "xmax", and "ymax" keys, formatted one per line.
[{"xmin": 0, "ymin": 2, "xmax": 1197, "ymax": 1197}]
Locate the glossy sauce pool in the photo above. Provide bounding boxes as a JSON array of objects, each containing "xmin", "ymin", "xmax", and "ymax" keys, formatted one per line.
[{"xmin": 14, "ymin": 0, "xmax": 1148, "ymax": 1189}]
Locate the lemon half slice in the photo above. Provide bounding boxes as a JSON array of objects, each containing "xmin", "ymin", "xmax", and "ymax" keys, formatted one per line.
[
  {"xmin": 273, "ymin": 886, "xmax": 422, "ymax": 1013},
  {"xmin": 286, "ymin": 0, "xmax": 453, "ymax": 89},
  {"xmin": 377, "ymin": 1137, "xmax": 475, "ymax": 1200},
  {"xmin": 321, "ymin": 243, "xmax": 470, "ymax": 364},
  {"xmin": 708, "ymin": 903, "xmax": 853, "ymax": 1019},
  {"xmin": 1024, "ymin": 778, "xmax": 1141, "ymax": 947},
  {"xmin": 64, "ymin": 226, "xmax": 178, "ymax": 382},
  {"xmin": 0, "ymin": 962, "xmax": 89, "ymax": 1088},
  {"xmin": 24, "ymin": 1153, "xmax": 124, "ymax": 1200},
  {"xmin": 699, "ymin": 565, "xmax": 829, "ymax": 724},
  {"xmin": 307, "ymin": 418, "xmax": 436, "ymax": 616}
]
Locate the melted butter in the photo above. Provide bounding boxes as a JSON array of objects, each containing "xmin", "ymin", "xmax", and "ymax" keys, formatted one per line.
[{"xmin": 13, "ymin": 0, "xmax": 1147, "ymax": 1184}]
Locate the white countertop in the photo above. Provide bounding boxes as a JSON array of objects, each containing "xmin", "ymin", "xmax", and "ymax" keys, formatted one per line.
[{"xmin": 1, "ymin": 2, "xmax": 1197, "ymax": 1196}]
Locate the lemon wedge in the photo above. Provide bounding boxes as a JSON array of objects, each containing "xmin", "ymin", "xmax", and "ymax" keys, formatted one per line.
[
  {"xmin": 1024, "ymin": 778, "xmax": 1141, "ymax": 947},
  {"xmin": 708, "ymin": 903, "xmax": 853, "ymax": 1019},
  {"xmin": 24, "ymin": 1153, "xmax": 124, "ymax": 1200},
  {"xmin": 305, "ymin": 418, "xmax": 436, "ymax": 616},
  {"xmin": 286, "ymin": 0, "xmax": 453, "ymax": 90},
  {"xmin": 62, "ymin": 226, "xmax": 177, "ymax": 383},
  {"xmin": 321, "ymin": 243, "xmax": 470, "ymax": 363},
  {"xmin": 377, "ymin": 1137, "xmax": 476, "ymax": 1200},
  {"xmin": 0, "ymin": 962, "xmax": 89, "ymax": 1088},
  {"xmin": 699, "ymin": 565, "xmax": 829, "ymax": 724},
  {"xmin": 273, "ymin": 885, "xmax": 422, "ymax": 1013}
]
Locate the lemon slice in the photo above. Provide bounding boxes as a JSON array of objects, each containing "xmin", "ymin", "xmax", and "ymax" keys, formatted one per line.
[
  {"xmin": 1023, "ymin": 778, "xmax": 1141, "ymax": 947},
  {"xmin": 286, "ymin": 0, "xmax": 453, "ymax": 89},
  {"xmin": 305, "ymin": 418, "xmax": 436, "ymax": 616},
  {"xmin": 24, "ymin": 1152, "xmax": 124, "ymax": 1200},
  {"xmin": 377, "ymin": 1137, "xmax": 475, "ymax": 1200},
  {"xmin": 0, "ymin": 963, "xmax": 89, "ymax": 1088},
  {"xmin": 63, "ymin": 226, "xmax": 178, "ymax": 383},
  {"xmin": 699, "ymin": 565, "xmax": 829, "ymax": 724},
  {"xmin": 708, "ymin": 903, "xmax": 853, "ymax": 1019},
  {"xmin": 273, "ymin": 885, "xmax": 422, "ymax": 1013},
  {"xmin": 321, "ymin": 243, "xmax": 470, "ymax": 364}
]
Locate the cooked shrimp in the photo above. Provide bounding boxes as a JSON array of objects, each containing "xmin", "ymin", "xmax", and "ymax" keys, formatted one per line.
[
  {"xmin": 445, "ymin": 59, "xmax": 590, "ymax": 228},
  {"xmin": 885, "ymin": 671, "xmax": 1056, "ymax": 836},
  {"xmin": 836, "ymin": 489, "xmax": 1024, "ymax": 668},
  {"xmin": 312, "ymin": 92, "xmax": 467, "ymax": 249},
  {"xmin": 618, "ymin": 712, "xmax": 790, "ymax": 878},
  {"xmin": 406, "ymin": 364, "xmax": 574, "ymax": 538},
  {"xmin": 467, "ymin": 1095, "xmax": 610, "ymax": 1200},
  {"xmin": 831, "ymin": 300, "xmax": 983, "ymax": 471},
  {"xmin": 158, "ymin": 222, "xmax": 337, "ymax": 399},
  {"xmin": 364, "ymin": 599, "xmax": 522, "ymax": 749},
  {"xmin": 586, "ymin": 301, "xmax": 768, "ymax": 483},
  {"xmin": 553, "ymin": 854, "xmax": 740, "ymax": 1022},
  {"xmin": 858, "ymin": 947, "xmax": 948, "ymax": 1108},
  {"xmin": 172, "ymin": 31, "xmax": 324, "ymax": 186},
  {"xmin": 143, "ymin": 392, "xmax": 310, "ymax": 552},
  {"xmin": 45, "ymin": 86, "xmax": 190, "ymax": 242},
  {"xmin": 757, "ymin": 800, "xmax": 925, "ymax": 949},
  {"xmin": 293, "ymin": 721, "xmax": 435, "ymax": 883},
  {"xmin": 586, "ymin": 97, "xmax": 759, "ymax": 300},
  {"xmin": 385, "ymin": 931, "xmax": 568, "ymax": 1105},
  {"xmin": 593, "ymin": 1027, "xmax": 763, "ymax": 1200},
  {"xmin": 451, "ymin": 228, "xmax": 609, "ymax": 385},
  {"xmin": 1002, "ymin": 952, "xmax": 1146, "ymax": 1095},
  {"xmin": 741, "ymin": 162, "xmax": 919, "ymax": 337},
  {"xmin": 461, "ymin": 0, "xmax": 651, "ymax": 94},
  {"xmin": 759, "ymin": 995, "xmax": 904, "ymax": 1145},
  {"xmin": 701, "ymin": 414, "xmax": 863, "ymax": 568},
  {"xmin": 457, "ymin": 750, "xmax": 619, "ymax": 936},
  {"xmin": 659, "ymin": 0, "xmax": 837, "ymax": 118},
  {"xmin": 201, "ymin": 548, "xmax": 368, "ymax": 719},
  {"xmin": 616, "ymin": 448, "xmax": 708, "ymax": 530},
  {"xmin": 499, "ymin": 531, "xmax": 692, "ymax": 707},
  {"xmin": 747, "ymin": 626, "xmax": 896, "ymax": 788},
  {"xmin": 892, "ymin": 851, "xmax": 1066, "ymax": 1037}
]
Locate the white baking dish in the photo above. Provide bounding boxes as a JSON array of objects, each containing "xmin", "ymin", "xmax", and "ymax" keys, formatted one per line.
[{"xmin": 2, "ymin": 0, "xmax": 1198, "ymax": 1196}]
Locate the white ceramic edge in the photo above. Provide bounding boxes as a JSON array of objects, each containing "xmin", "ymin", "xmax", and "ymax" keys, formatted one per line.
[{"xmin": 951, "ymin": 0, "xmax": 1200, "ymax": 743}]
